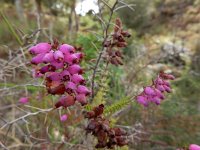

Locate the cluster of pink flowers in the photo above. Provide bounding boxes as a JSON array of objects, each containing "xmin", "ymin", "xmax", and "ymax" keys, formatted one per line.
[
  {"xmin": 29, "ymin": 41, "xmax": 90, "ymax": 108},
  {"xmin": 136, "ymin": 71, "xmax": 175, "ymax": 107}
]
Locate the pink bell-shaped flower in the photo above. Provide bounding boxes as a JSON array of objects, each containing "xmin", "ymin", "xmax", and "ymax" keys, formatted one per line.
[
  {"xmin": 189, "ymin": 144, "xmax": 200, "ymax": 150},
  {"xmin": 42, "ymin": 51, "xmax": 54, "ymax": 63},
  {"xmin": 50, "ymin": 60, "xmax": 64, "ymax": 69},
  {"xmin": 60, "ymin": 70, "xmax": 71, "ymax": 81},
  {"xmin": 144, "ymin": 87, "xmax": 155, "ymax": 96},
  {"xmin": 46, "ymin": 72, "xmax": 61, "ymax": 81},
  {"xmin": 71, "ymin": 74, "xmax": 85, "ymax": 84},
  {"xmin": 60, "ymin": 114, "xmax": 68, "ymax": 122},
  {"xmin": 65, "ymin": 82, "xmax": 76, "ymax": 94},
  {"xmin": 59, "ymin": 44, "xmax": 75, "ymax": 55},
  {"xmin": 64, "ymin": 53, "xmax": 78, "ymax": 64},
  {"xmin": 156, "ymin": 85, "xmax": 165, "ymax": 92},
  {"xmin": 19, "ymin": 97, "xmax": 29, "ymax": 104},
  {"xmin": 29, "ymin": 43, "xmax": 51, "ymax": 55},
  {"xmin": 136, "ymin": 95, "xmax": 148, "ymax": 107},
  {"xmin": 31, "ymin": 53, "xmax": 45, "ymax": 65},
  {"xmin": 74, "ymin": 52, "xmax": 84, "ymax": 60},
  {"xmin": 76, "ymin": 85, "xmax": 90, "ymax": 96},
  {"xmin": 76, "ymin": 94, "xmax": 87, "ymax": 105},
  {"xmin": 163, "ymin": 85, "xmax": 172, "ymax": 93},
  {"xmin": 68, "ymin": 64, "xmax": 82, "ymax": 74},
  {"xmin": 54, "ymin": 50, "xmax": 64, "ymax": 62}
]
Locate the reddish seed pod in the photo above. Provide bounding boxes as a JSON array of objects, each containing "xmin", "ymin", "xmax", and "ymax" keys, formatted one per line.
[
  {"xmin": 47, "ymin": 84, "xmax": 65, "ymax": 95},
  {"xmin": 85, "ymin": 104, "xmax": 128, "ymax": 148}
]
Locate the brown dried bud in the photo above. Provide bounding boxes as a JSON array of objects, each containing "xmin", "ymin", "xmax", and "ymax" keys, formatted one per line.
[
  {"xmin": 103, "ymin": 40, "xmax": 111, "ymax": 47},
  {"xmin": 121, "ymin": 31, "xmax": 131, "ymax": 38},
  {"xmin": 51, "ymin": 39, "xmax": 59, "ymax": 50},
  {"xmin": 112, "ymin": 128, "xmax": 127, "ymax": 136},
  {"xmin": 116, "ymin": 42, "xmax": 127, "ymax": 48},
  {"xmin": 116, "ymin": 136, "xmax": 128, "ymax": 147},
  {"xmin": 116, "ymin": 57, "xmax": 123, "ymax": 65},
  {"xmin": 110, "ymin": 57, "xmax": 119, "ymax": 66},
  {"xmin": 85, "ymin": 111, "xmax": 95, "ymax": 119},
  {"xmin": 114, "ymin": 18, "xmax": 122, "ymax": 32},
  {"xmin": 55, "ymin": 95, "xmax": 75, "ymax": 108},
  {"xmin": 47, "ymin": 83, "xmax": 65, "ymax": 95},
  {"xmin": 115, "ymin": 50, "xmax": 123, "ymax": 58},
  {"xmin": 97, "ymin": 130, "xmax": 107, "ymax": 142},
  {"xmin": 93, "ymin": 104, "xmax": 104, "ymax": 117}
]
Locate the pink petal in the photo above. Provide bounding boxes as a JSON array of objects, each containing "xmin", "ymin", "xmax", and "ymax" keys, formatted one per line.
[
  {"xmin": 54, "ymin": 50, "xmax": 64, "ymax": 62},
  {"xmin": 136, "ymin": 96, "xmax": 148, "ymax": 107},
  {"xmin": 50, "ymin": 60, "xmax": 64, "ymax": 69},
  {"xmin": 71, "ymin": 74, "xmax": 85, "ymax": 84},
  {"xmin": 46, "ymin": 72, "xmax": 62, "ymax": 81},
  {"xmin": 59, "ymin": 44, "xmax": 75, "ymax": 55},
  {"xmin": 144, "ymin": 87, "xmax": 155, "ymax": 96},
  {"xmin": 65, "ymin": 82, "xmax": 76, "ymax": 94},
  {"xmin": 60, "ymin": 114, "xmax": 68, "ymax": 122},
  {"xmin": 68, "ymin": 64, "xmax": 82, "ymax": 74},
  {"xmin": 42, "ymin": 51, "xmax": 54, "ymax": 63},
  {"xmin": 64, "ymin": 54, "xmax": 78, "ymax": 64},
  {"xmin": 31, "ymin": 53, "xmax": 46, "ymax": 65},
  {"xmin": 19, "ymin": 97, "xmax": 29, "ymax": 104},
  {"xmin": 189, "ymin": 144, "xmax": 200, "ymax": 150},
  {"xmin": 29, "ymin": 43, "xmax": 51, "ymax": 55},
  {"xmin": 163, "ymin": 85, "xmax": 172, "ymax": 93},
  {"xmin": 76, "ymin": 94, "xmax": 87, "ymax": 105},
  {"xmin": 156, "ymin": 85, "xmax": 165, "ymax": 92},
  {"xmin": 76, "ymin": 85, "xmax": 90, "ymax": 96}
]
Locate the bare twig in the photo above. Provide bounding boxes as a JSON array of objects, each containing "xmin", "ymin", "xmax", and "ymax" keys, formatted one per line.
[{"xmin": 1, "ymin": 108, "xmax": 53, "ymax": 129}]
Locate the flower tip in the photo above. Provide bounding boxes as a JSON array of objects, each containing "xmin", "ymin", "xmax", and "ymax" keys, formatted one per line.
[
  {"xmin": 19, "ymin": 97, "xmax": 29, "ymax": 104},
  {"xmin": 189, "ymin": 144, "xmax": 200, "ymax": 150},
  {"xmin": 60, "ymin": 114, "xmax": 68, "ymax": 122}
]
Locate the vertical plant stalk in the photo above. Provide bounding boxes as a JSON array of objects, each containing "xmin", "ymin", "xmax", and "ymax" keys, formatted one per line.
[
  {"xmin": 91, "ymin": 0, "xmax": 118, "ymax": 99},
  {"xmin": 0, "ymin": 11, "xmax": 23, "ymax": 46}
]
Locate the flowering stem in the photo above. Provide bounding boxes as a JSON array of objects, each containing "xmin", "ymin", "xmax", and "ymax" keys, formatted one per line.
[{"xmin": 91, "ymin": 0, "xmax": 118, "ymax": 100}]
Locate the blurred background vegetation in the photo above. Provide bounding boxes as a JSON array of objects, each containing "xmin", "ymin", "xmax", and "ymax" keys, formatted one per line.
[{"xmin": 0, "ymin": 0, "xmax": 200, "ymax": 149}]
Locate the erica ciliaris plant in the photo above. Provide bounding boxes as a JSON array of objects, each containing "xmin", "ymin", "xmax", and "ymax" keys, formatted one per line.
[
  {"xmin": 0, "ymin": 1, "xmax": 178, "ymax": 150},
  {"xmin": 27, "ymin": 21, "xmax": 175, "ymax": 150}
]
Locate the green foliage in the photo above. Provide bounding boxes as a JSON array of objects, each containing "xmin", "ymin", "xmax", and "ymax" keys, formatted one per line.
[
  {"xmin": 104, "ymin": 97, "xmax": 131, "ymax": 115},
  {"xmin": 76, "ymin": 34, "xmax": 101, "ymax": 61}
]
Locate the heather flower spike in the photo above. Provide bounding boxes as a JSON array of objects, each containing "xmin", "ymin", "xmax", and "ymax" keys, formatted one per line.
[
  {"xmin": 136, "ymin": 72, "xmax": 175, "ymax": 106},
  {"xmin": 29, "ymin": 40, "xmax": 90, "ymax": 108}
]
